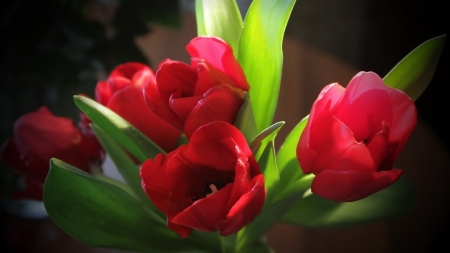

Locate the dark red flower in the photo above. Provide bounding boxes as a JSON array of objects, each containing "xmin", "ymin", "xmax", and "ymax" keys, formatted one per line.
[
  {"xmin": 95, "ymin": 62, "xmax": 181, "ymax": 152},
  {"xmin": 296, "ymin": 71, "xmax": 417, "ymax": 202},
  {"xmin": 144, "ymin": 36, "xmax": 249, "ymax": 139},
  {"xmin": 0, "ymin": 107, "xmax": 104, "ymax": 200},
  {"xmin": 140, "ymin": 121, "xmax": 265, "ymax": 238}
]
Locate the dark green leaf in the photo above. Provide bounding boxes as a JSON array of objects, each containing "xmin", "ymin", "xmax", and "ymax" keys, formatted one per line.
[
  {"xmin": 383, "ymin": 34, "xmax": 446, "ymax": 101},
  {"xmin": 238, "ymin": 0, "xmax": 296, "ymax": 132},
  {"xmin": 43, "ymin": 159, "xmax": 195, "ymax": 252},
  {"xmin": 74, "ymin": 95, "xmax": 164, "ymax": 163},
  {"xmin": 281, "ymin": 176, "xmax": 416, "ymax": 227}
]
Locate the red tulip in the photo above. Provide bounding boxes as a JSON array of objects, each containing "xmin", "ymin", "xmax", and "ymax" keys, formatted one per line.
[
  {"xmin": 144, "ymin": 36, "xmax": 249, "ymax": 139},
  {"xmin": 95, "ymin": 62, "xmax": 181, "ymax": 152},
  {"xmin": 297, "ymin": 71, "xmax": 417, "ymax": 202},
  {"xmin": 0, "ymin": 107, "xmax": 104, "ymax": 200},
  {"xmin": 141, "ymin": 121, "xmax": 265, "ymax": 238}
]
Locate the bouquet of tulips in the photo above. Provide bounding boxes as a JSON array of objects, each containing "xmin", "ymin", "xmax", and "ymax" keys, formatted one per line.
[{"xmin": 0, "ymin": 0, "xmax": 446, "ymax": 252}]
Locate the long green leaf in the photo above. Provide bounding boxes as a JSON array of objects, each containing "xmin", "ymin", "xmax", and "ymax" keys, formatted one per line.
[
  {"xmin": 238, "ymin": 0, "xmax": 296, "ymax": 132},
  {"xmin": 281, "ymin": 176, "xmax": 416, "ymax": 227},
  {"xmin": 234, "ymin": 92, "xmax": 259, "ymax": 143},
  {"xmin": 275, "ymin": 116, "xmax": 308, "ymax": 201},
  {"xmin": 43, "ymin": 158, "xmax": 194, "ymax": 252},
  {"xmin": 384, "ymin": 34, "xmax": 446, "ymax": 101},
  {"xmin": 257, "ymin": 141, "xmax": 279, "ymax": 204},
  {"xmin": 90, "ymin": 125, "xmax": 163, "ymax": 219},
  {"xmin": 195, "ymin": 0, "xmax": 243, "ymax": 56},
  {"xmin": 74, "ymin": 95, "xmax": 164, "ymax": 163}
]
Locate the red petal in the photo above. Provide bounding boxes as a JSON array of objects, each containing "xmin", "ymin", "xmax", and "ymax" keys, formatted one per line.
[
  {"xmin": 165, "ymin": 149, "xmax": 208, "ymax": 203},
  {"xmin": 109, "ymin": 62, "xmax": 154, "ymax": 80},
  {"xmin": 169, "ymin": 95, "xmax": 202, "ymax": 122},
  {"xmin": 184, "ymin": 85, "xmax": 243, "ymax": 138},
  {"xmin": 140, "ymin": 154, "xmax": 172, "ymax": 213},
  {"xmin": 183, "ymin": 122, "xmax": 252, "ymax": 171},
  {"xmin": 143, "ymin": 81, "xmax": 184, "ymax": 131},
  {"xmin": 387, "ymin": 88, "xmax": 417, "ymax": 157},
  {"xmin": 366, "ymin": 125, "xmax": 390, "ymax": 169},
  {"xmin": 186, "ymin": 37, "xmax": 249, "ymax": 91},
  {"xmin": 193, "ymin": 61, "xmax": 237, "ymax": 96},
  {"xmin": 218, "ymin": 174, "xmax": 265, "ymax": 236},
  {"xmin": 107, "ymin": 85, "xmax": 181, "ymax": 152},
  {"xmin": 311, "ymin": 169, "xmax": 403, "ymax": 202},
  {"xmin": 95, "ymin": 80, "xmax": 113, "ymax": 106},
  {"xmin": 156, "ymin": 61, "xmax": 197, "ymax": 103},
  {"xmin": 334, "ymin": 72, "xmax": 393, "ymax": 142},
  {"xmin": 297, "ymin": 83, "xmax": 345, "ymax": 174},
  {"xmin": 171, "ymin": 183, "xmax": 234, "ymax": 232}
]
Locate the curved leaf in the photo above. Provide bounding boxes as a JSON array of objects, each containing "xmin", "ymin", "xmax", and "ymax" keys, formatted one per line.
[
  {"xmin": 238, "ymin": 0, "xmax": 296, "ymax": 132},
  {"xmin": 383, "ymin": 34, "xmax": 446, "ymax": 101},
  {"xmin": 74, "ymin": 95, "xmax": 164, "ymax": 163},
  {"xmin": 43, "ymin": 159, "xmax": 194, "ymax": 252},
  {"xmin": 275, "ymin": 116, "xmax": 308, "ymax": 201},
  {"xmin": 90, "ymin": 125, "xmax": 163, "ymax": 219},
  {"xmin": 250, "ymin": 121, "xmax": 284, "ymax": 158}
]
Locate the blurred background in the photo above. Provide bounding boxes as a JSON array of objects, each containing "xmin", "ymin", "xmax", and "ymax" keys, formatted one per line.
[{"xmin": 1, "ymin": 0, "xmax": 449, "ymax": 252}]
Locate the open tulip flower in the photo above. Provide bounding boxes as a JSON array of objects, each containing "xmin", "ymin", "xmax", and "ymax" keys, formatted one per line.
[
  {"xmin": 144, "ymin": 36, "xmax": 249, "ymax": 139},
  {"xmin": 95, "ymin": 62, "xmax": 182, "ymax": 152},
  {"xmin": 141, "ymin": 121, "xmax": 265, "ymax": 238},
  {"xmin": 0, "ymin": 107, "xmax": 104, "ymax": 200},
  {"xmin": 297, "ymin": 71, "xmax": 417, "ymax": 202}
]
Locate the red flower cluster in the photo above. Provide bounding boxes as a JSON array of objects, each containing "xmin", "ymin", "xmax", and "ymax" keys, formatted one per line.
[
  {"xmin": 144, "ymin": 36, "xmax": 249, "ymax": 139},
  {"xmin": 297, "ymin": 71, "xmax": 417, "ymax": 201},
  {"xmin": 95, "ymin": 62, "xmax": 182, "ymax": 152},
  {"xmin": 0, "ymin": 107, "xmax": 104, "ymax": 200},
  {"xmin": 141, "ymin": 122, "xmax": 265, "ymax": 238},
  {"xmin": 140, "ymin": 37, "xmax": 265, "ymax": 238}
]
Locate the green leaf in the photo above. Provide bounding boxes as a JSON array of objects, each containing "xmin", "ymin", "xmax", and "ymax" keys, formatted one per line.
[
  {"xmin": 250, "ymin": 121, "xmax": 284, "ymax": 159},
  {"xmin": 43, "ymin": 158, "xmax": 194, "ymax": 252},
  {"xmin": 74, "ymin": 95, "xmax": 164, "ymax": 163},
  {"xmin": 383, "ymin": 34, "xmax": 446, "ymax": 101},
  {"xmin": 238, "ymin": 0, "xmax": 296, "ymax": 132},
  {"xmin": 234, "ymin": 92, "xmax": 259, "ymax": 143},
  {"xmin": 90, "ymin": 125, "xmax": 163, "ymax": 219},
  {"xmin": 257, "ymin": 140, "xmax": 279, "ymax": 204},
  {"xmin": 281, "ymin": 176, "xmax": 416, "ymax": 227},
  {"xmin": 195, "ymin": 0, "xmax": 243, "ymax": 57},
  {"xmin": 275, "ymin": 116, "xmax": 308, "ymax": 201}
]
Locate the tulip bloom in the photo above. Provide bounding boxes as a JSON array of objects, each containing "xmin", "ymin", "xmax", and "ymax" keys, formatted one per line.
[
  {"xmin": 95, "ymin": 62, "xmax": 181, "ymax": 152},
  {"xmin": 0, "ymin": 107, "xmax": 104, "ymax": 200},
  {"xmin": 144, "ymin": 36, "xmax": 249, "ymax": 139},
  {"xmin": 141, "ymin": 121, "xmax": 265, "ymax": 238},
  {"xmin": 297, "ymin": 71, "xmax": 417, "ymax": 202}
]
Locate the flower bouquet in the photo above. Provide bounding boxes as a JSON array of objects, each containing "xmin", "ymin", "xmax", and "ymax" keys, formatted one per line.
[{"xmin": 0, "ymin": 0, "xmax": 446, "ymax": 252}]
